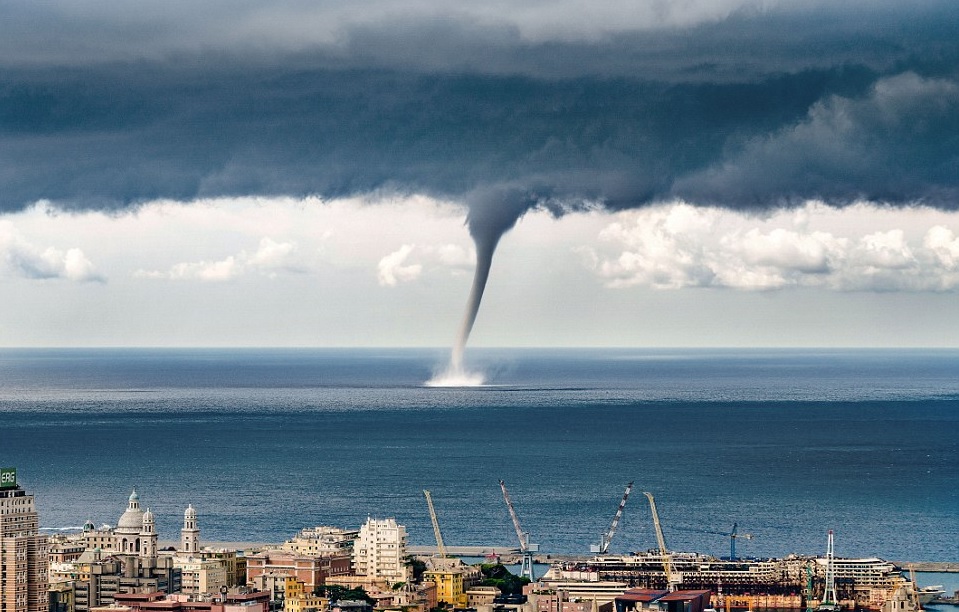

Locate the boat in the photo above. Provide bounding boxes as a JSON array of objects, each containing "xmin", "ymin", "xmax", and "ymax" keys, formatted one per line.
[{"xmin": 918, "ymin": 586, "xmax": 946, "ymax": 606}]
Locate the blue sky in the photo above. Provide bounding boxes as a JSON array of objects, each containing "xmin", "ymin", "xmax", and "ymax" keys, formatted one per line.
[{"xmin": 2, "ymin": 0, "xmax": 958, "ymax": 347}]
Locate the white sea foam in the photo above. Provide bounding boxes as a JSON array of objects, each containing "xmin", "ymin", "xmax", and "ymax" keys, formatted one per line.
[{"xmin": 425, "ymin": 363, "xmax": 486, "ymax": 387}]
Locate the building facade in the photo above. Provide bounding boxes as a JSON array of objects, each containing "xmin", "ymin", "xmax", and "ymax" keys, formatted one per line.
[
  {"xmin": 246, "ymin": 552, "xmax": 351, "ymax": 591},
  {"xmin": 281, "ymin": 527, "xmax": 358, "ymax": 558},
  {"xmin": 351, "ymin": 518, "xmax": 408, "ymax": 582},
  {"xmin": 0, "ymin": 468, "xmax": 49, "ymax": 612}
]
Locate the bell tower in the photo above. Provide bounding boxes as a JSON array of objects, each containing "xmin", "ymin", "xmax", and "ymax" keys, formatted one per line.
[{"xmin": 180, "ymin": 504, "xmax": 200, "ymax": 554}]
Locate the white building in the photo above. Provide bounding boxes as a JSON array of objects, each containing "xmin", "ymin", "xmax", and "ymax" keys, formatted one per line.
[
  {"xmin": 173, "ymin": 556, "xmax": 228, "ymax": 595},
  {"xmin": 282, "ymin": 526, "xmax": 358, "ymax": 557},
  {"xmin": 352, "ymin": 517, "xmax": 408, "ymax": 581}
]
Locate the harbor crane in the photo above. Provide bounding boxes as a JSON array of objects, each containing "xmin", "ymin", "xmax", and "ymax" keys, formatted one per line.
[
  {"xmin": 499, "ymin": 480, "xmax": 539, "ymax": 581},
  {"xmin": 816, "ymin": 530, "xmax": 840, "ymax": 612},
  {"xmin": 643, "ymin": 491, "xmax": 680, "ymax": 592},
  {"xmin": 671, "ymin": 522, "xmax": 753, "ymax": 560},
  {"xmin": 591, "ymin": 482, "xmax": 633, "ymax": 554},
  {"xmin": 423, "ymin": 490, "xmax": 448, "ymax": 559}
]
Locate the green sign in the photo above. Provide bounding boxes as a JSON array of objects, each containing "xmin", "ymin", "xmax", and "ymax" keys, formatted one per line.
[{"xmin": 0, "ymin": 467, "xmax": 16, "ymax": 489}]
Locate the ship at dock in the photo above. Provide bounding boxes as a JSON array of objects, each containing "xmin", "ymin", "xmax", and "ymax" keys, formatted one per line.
[{"xmin": 545, "ymin": 551, "xmax": 925, "ymax": 611}]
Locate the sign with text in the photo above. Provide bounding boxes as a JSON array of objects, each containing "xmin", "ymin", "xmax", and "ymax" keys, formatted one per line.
[{"xmin": 0, "ymin": 467, "xmax": 16, "ymax": 489}]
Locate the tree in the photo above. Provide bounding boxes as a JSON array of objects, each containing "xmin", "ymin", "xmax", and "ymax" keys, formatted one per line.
[
  {"xmin": 479, "ymin": 564, "xmax": 531, "ymax": 595},
  {"xmin": 405, "ymin": 556, "xmax": 428, "ymax": 583},
  {"xmin": 313, "ymin": 585, "xmax": 376, "ymax": 606}
]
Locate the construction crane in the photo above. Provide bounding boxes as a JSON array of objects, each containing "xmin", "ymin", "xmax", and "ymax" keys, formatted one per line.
[
  {"xmin": 499, "ymin": 480, "xmax": 539, "ymax": 580},
  {"xmin": 643, "ymin": 491, "xmax": 680, "ymax": 591},
  {"xmin": 816, "ymin": 530, "xmax": 840, "ymax": 612},
  {"xmin": 591, "ymin": 482, "xmax": 633, "ymax": 554},
  {"xmin": 907, "ymin": 565, "xmax": 921, "ymax": 612},
  {"xmin": 671, "ymin": 522, "xmax": 753, "ymax": 560},
  {"xmin": 423, "ymin": 490, "xmax": 448, "ymax": 559}
]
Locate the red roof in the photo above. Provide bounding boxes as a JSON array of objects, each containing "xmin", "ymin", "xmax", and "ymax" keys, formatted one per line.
[
  {"xmin": 616, "ymin": 589, "xmax": 669, "ymax": 603},
  {"xmin": 657, "ymin": 591, "xmax": 712, "ymax": 602}
]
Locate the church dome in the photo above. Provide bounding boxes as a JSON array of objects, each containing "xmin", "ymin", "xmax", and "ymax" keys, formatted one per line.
[
  {"xmin": 117, "ymin": 507, "xmax": 145, "ymax": 529},
  {"xmin": 116, "ymin": 488, "xmax": 145, "ymax": 532}
]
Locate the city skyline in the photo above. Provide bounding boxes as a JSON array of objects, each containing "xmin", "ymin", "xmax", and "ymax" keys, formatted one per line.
[{"xmin": 2, "ymin": 1, "xmax": 959, "ymax": 348}]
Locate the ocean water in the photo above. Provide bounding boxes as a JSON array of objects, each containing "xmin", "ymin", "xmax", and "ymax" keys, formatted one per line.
[{"xmin": 1, "ymin": 348, "xmax": 957, "ymax": 561}]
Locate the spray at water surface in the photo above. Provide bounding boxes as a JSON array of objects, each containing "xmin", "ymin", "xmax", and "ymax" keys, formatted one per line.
[{"xmin": 427, "ymin": 188, "xmax": 539, "ymax": 386}]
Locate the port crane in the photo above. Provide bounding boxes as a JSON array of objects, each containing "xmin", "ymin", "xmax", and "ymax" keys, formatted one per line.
[
  {"xmin": 816, "ymin": 530, "xmax": 839, "ymax": 612},
  {"xmin": 643, "ymin": 491, "xmax": 680, "ymax": 592},
  {"xmin": 423, "ymin": 490, "xmax": 448, "ymax": 559},
  {"xmin": 499, "ymin": 480, "xmax": 539, "ymax": 580},
  {"xmin": 591, "ymin": 482, "xmax": 633, "ymax": 554},
  {"xmin": 907, "ymin": 565, "xmax": 921, "ymax": 612},
  {"xmin": 671, "ymin": 522, "xmax": 753, "ymax": 560}
]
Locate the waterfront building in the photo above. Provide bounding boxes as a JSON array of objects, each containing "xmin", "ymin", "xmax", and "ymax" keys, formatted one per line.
[
  {"xmin": 351, "ymin": 518, "xmax": 408, "ymax": 582},
  {"xmin": 246, "ymin": 551, "xmax": 351, "ymax": 591},
  {"xmin": 281, "ymin": 527, "xmax": 358, "ymax": 557},
  {"xmin": 0, "ymin": 468, "xmax": 49, "ymax": 612}
]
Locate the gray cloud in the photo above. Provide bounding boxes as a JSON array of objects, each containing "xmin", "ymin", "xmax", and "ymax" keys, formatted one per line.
[
  {"xmin": 0, "ymin": 0, "xmax": 957, "ymax": 221},
  {"xmin": 674, "ymin": 73, "xmax": 959, "ymax": 207}
]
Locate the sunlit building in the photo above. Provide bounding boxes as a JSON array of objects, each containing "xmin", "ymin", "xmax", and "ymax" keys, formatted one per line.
[{"xmin": 0, "ymin": 468, "xmax": 49, "ymax": 612}]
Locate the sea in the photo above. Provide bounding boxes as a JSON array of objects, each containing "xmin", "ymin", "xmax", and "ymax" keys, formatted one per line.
[{"xmin": 1, "ymin": 348, "xmax": 958, "ymax": 568}]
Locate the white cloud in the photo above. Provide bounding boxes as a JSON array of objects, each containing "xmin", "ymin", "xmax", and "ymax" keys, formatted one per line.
[
  {"xmin": 925, "ymin": 226, "xmax": 959, "ymax": 269},
  {"xmin": 136, "ymin": 237, "xmax": 299, "ymax": 281},
  {"xmin": 378, "ymin": 244, "xmax": 423, "ymax": 286},
  {"xmin": 589, "ymin": 202, "xmax": 959, "ymax": 292},
  {"xmin": 377, "ymin": 243, "xmax": 474, "ymax": 287},
  {"xmin": 0, "ymin": 222, "xmax": 104, "ymax": 282}
]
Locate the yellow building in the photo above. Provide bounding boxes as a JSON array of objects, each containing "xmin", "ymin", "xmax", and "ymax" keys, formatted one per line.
[
  {"xmin": 285, "ymin": 591, "xmax": 328, "ymax": 612},
  {"xmin": 252, "ymin": 572, "xmax": 300, "ymax": 603},
  {"xmin": 424, "ymin": 569, "xmax": 466, "ymax": 607}
]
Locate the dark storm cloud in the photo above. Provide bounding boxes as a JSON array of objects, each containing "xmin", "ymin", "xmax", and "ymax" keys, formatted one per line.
[{"xmin": 1, "ymin": 0, "xmax": 958, "ymax": 216}]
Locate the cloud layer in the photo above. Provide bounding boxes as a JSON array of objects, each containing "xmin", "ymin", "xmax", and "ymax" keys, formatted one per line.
[
  {"xmin": 1, "ymin": 0, "xmax": 957, "ymax": 225},
  {"xmin": 590, "ymin": 203, "xmax": 959, "ymax": 292}
]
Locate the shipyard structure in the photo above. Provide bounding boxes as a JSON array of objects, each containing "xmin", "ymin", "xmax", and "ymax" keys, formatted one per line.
[{"xmin": 539, "ymin": 551, "xmax": 920, "ymax": 611}]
